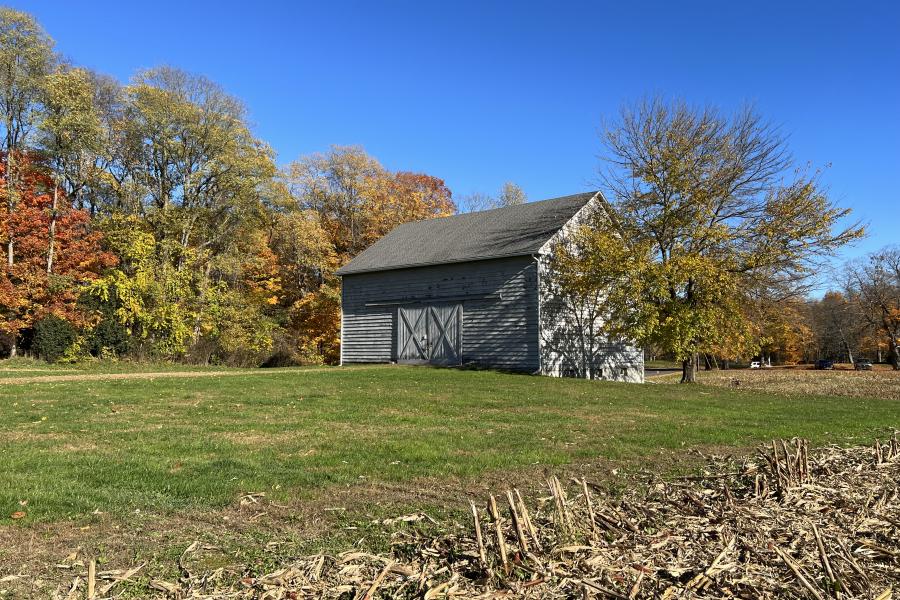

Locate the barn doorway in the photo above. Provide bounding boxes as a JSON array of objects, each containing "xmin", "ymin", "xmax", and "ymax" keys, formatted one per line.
[{"xmin": 396, "ymin": 303, "xmax": 462, "ymax": 365}]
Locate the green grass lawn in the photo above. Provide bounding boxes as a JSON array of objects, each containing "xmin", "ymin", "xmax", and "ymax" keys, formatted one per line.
[{"xmin": 1, "ymin": 363, "xmax": 897, "ymax": 525}]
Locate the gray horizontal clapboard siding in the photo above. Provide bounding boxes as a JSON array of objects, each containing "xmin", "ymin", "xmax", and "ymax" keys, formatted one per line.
[{"xmin": 341, "ymin": 255, "xmax": 539, "ymax": 371}]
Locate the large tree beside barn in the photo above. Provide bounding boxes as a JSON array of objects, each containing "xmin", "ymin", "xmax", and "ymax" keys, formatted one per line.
[{"xmin": 554, "ymin": 97, "xmax": 863, "ymax": 382}]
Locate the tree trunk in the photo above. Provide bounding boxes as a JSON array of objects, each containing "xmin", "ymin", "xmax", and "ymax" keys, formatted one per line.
[
  {"xmin": 837, "ymin": 327, "xmax": 853, "ymax": 364},
  {"xmin": 891, "ymin": 338, "xmax": 900, "ymax": 371},
  {"xmin": 681, "ymin": 354, "xmax": 697, "ymax": 383},
  {"xmin": 191, "ymin": 262, "xmax": 214, "ymax": 346},
  {"xmin": 46, "ymin": 183, "xmax": 58, "ymax": 274},
  {"xmin": 5, "ymin": 144, "xmax": 16, "ymax": 267},
  {"xmin": 6, "ymin": 179, "xmax": 13, "ymax": 267}
]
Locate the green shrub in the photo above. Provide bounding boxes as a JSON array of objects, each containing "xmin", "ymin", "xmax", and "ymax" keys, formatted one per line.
[
  {"xmin": 88, "ymin": 316, "xmax": 131, "ymax": 358},
  {"xmin": 260, "ymin": 349, "xmax": 300, "ymax": 368},
  {"xmin": 32, "ymin": 316, "xmax": 78, "ymax": 363}
]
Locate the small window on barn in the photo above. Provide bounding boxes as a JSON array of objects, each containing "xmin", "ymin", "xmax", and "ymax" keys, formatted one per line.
[{"xmin": 597, "ymin": 368, "xmax": 604, "ymax": 379}]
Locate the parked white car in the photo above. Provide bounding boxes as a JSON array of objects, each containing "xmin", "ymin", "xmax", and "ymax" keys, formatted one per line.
[{"xmin": 749, "ymin": 361, "xmax": 761, "ymax": 369}]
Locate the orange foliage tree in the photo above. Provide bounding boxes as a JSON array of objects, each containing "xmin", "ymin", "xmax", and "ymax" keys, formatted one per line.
[
  {"xmin": 754, "ymin": 298, "xmax": 813, "ymax": 364},
  {"xmin": 0, "ymin": 154, "xmax": 116, "ymax": 352},
  {"xmin": 278, "ymin": 147, "xmax": 456, "ymax": 363},
  {"xmin": 365, "ymin": 171, "xmax": 455, "ymax": 246}
]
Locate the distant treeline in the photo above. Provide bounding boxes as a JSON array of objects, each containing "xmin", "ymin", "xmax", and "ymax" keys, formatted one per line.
[{"xmin": 645, "ymin": 246, "xmax": 900, "ymax": 368}]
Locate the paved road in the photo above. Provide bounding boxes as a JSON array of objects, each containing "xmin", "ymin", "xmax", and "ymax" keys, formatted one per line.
[{"xmin": 645, "ymin": 368, "xmax": 681, "ymax": 378}]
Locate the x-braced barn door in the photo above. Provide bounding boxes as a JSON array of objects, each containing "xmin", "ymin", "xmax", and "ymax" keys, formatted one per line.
[
  {"xmin": 397, "ymin": 305, "xmax": 429, "ymax": 363},
  {"xmin": 397, "ymin": 304, "xmax": 462, "ymax": 365},
  {"xmin": 427, "ymin": 304, "xmax": 462, "ymax": 365}
]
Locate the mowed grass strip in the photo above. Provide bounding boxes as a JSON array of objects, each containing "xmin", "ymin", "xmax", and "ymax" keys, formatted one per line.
[{"xmin": 1, "ymin": 364, "xmax": 896, "ymax": 523}]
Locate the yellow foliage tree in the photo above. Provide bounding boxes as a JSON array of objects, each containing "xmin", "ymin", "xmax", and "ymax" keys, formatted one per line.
[{"xmin": 560, "ymin": 97, "xmax": 863, "ymax": 382}]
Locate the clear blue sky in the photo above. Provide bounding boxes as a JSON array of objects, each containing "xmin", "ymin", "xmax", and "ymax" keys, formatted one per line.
[{"xmin": 10, "ymin": 0, "xmax": 900, "ymax": 269}]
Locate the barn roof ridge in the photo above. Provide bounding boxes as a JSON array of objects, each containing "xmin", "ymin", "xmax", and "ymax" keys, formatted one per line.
[{"xmin": 336, "ymin": 191, "xmax": 599, "ymax": 276}]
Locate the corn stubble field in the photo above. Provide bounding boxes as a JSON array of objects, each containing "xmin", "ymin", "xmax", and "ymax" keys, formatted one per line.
[
  {"xmin": 655, "ymin": 366, "xmax": 900, "ymax": 401},
  {"xmin": 0, "ymin": 361, "xmax": 897, "ymax": 598}
]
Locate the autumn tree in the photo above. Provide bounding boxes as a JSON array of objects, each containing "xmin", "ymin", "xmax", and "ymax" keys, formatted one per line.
[
  {"xmin": 807, "ymin": 291, "xmax": 862, "ymax": 363},
  {"xmin": 459, "ymin": 181, "xmax": 527, "ymax": 213},
  {"xmin": 0, "ymin": 8, "xmax": 54, "ymax": 355},
  {"xmin": 368, "ymin": 171, "xmax": 455, "ymax": 239},
  {"xmin": 72, "ymin": 71, "xmax": 129, "ymax": 215},
  {"xmin": 39, "ymin": 66, "xmax": 104, "ymax": 274},
  {"xmin": 86, "ymin": 67, "xmax": 280, "ymax": 362},
  {"xmin": 498, "ymin": 181, "xmax": 527, "ymax": 207},
  {"xmin": 0, "ymin": 156, "xmax": 115, "ymax": 353},
  {"xmin": 541, "ymin": 211, "xmax": 651, "ymax": 378},
  {"xmin": 286, "ymin": 146, "xmax": 385, "ymax": 258},
  {"xmin": 844, "ymin": 247, "xmax": 900, "ymax": 369},
  {"xmin": 119, "ymin": 67, "xmax": 275, "ymax": 237},
  {"xmin": 750, "ymin": 296, "xmax": 812, "ymax": 365},
  {"xmin": 559, "ymin": 97, "xmax": 862, "ymax": 382},
  {"xmin": 280, "ymin": 146, "xmax": 454, "ymax": 363}
]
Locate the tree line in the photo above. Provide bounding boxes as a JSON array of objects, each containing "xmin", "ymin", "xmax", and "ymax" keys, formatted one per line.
[
  {"xmin": 0, "ymin": 8, "xmax": 465, "ymax": 365},
  {"xmin": 642, "ymin": 248, "xmax": 899, "ymax": 370},
  {"xmin": 0, "ymin": 8, "xmax": 538, "ymax": 366},
  {"xmin": 2, "ymin": 9, "xmax": 893, "ymax": 375},
  {"xmin": 800, "ymin": 249, "xmax": 900, "ymax": 367}
]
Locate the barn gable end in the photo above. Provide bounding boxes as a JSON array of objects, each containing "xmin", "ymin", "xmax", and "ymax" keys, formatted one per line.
[{"xmin": 534, "ymin": 194, "xmax": 645, "ymax": 382}]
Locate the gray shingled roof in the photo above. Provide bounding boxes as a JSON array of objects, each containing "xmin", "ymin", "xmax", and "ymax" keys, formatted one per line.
[{"xmin": 336, "ymin": 192, "xmax": 598, "ymax": 275}]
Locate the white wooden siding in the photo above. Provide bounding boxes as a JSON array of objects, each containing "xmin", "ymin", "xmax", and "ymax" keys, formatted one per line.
[{"xmin": 536, "ymin": 195, "xmax": 645, "ymax": 383}]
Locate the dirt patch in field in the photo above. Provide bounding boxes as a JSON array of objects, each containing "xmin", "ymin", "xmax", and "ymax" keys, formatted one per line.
[
  {"xmin": 0, "ymin": 430, "xmax": 64, "ymax": 443},
  {"xmin": 0, "ymin": 431, "xmax": 101, "ymax": 454},
  {"xmin": 216, "ymin": 430, "xmax": 314, "ymax": 447}
]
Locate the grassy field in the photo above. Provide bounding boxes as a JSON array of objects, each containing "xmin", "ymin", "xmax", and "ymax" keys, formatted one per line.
[
  {"xmin": 0, "ymin": 361, "xmax": 897, "ymax": 594},
  {"xmin": 1, "ymin": 362, "xmax": 897, "ymax": 523}
]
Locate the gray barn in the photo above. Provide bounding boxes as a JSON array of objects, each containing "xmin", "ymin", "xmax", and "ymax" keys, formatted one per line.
[{"xmin": 336, "ymin": 192, "xmax": 644, "ymax": 382}]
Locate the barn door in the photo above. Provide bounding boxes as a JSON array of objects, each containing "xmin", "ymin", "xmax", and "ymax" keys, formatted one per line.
[
  {"xmin": 427, "ymin": 304, "xmax": 462, "ymax": 365},
  {"xmin": 397, "ymin": 306, "xmax": 429, "ymax": 363},
  {"xmin": 396, "ymin": 303, "xmax": 462, "ymax": 365}
]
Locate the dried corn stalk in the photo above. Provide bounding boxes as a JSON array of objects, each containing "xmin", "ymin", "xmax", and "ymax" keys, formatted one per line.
[{"xmin": 50, "ymin": 436, "xmax": 900, "ymax": 599}]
